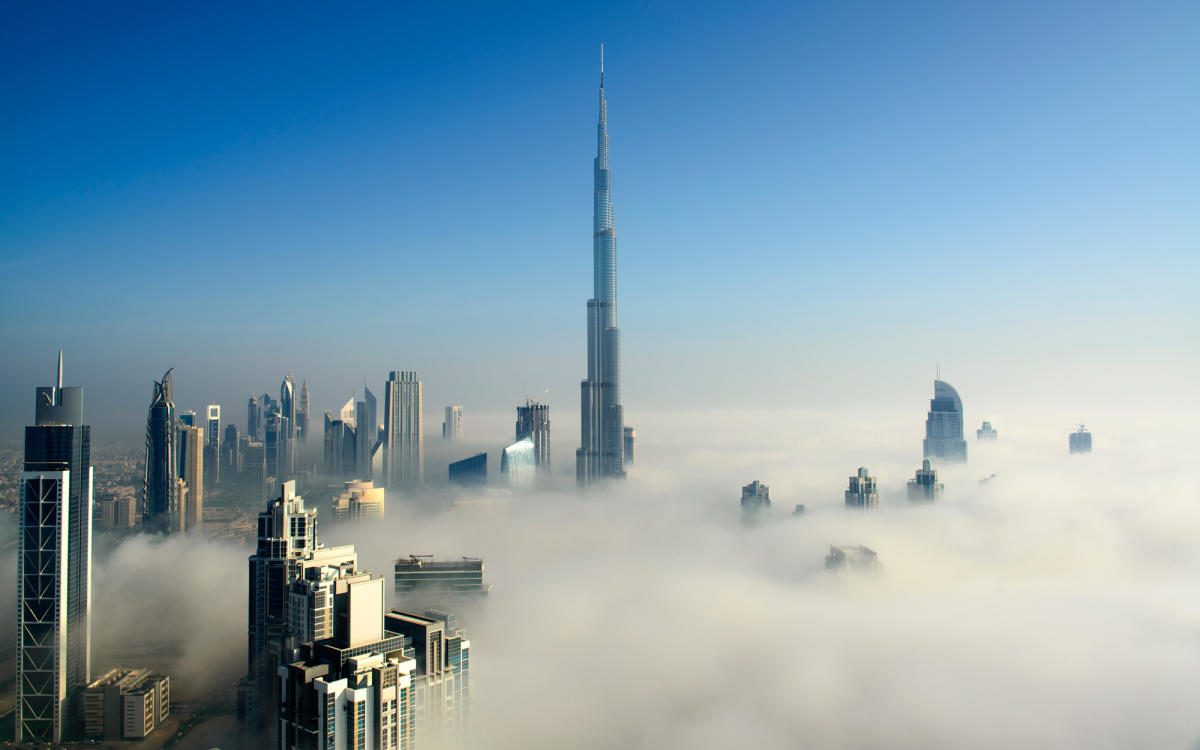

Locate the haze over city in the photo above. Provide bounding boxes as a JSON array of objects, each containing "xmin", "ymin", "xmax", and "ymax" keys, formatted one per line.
[{"xmin": 0, "ymin": 2, "xmax": 1198, "ymax": 749}]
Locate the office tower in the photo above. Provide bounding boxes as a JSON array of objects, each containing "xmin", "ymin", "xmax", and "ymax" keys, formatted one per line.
[
  {"xmin": 332, "ymin": 479, "xmax": 386, "ymax": 521},
  {"xmin": 17, "ymin": 352, "xmax": 92, "ymax": 743},
  {"xmin": 143, "ymin": 369, "xmax": 178, "ymax": 531},
  {"xmin": 923, "ymin": 379, "xmax": 968, "ymax": 462},
  {"xmin": 844, "ymin": 467, "xmax": 879, "ymax": 509},
  {"xmin": 224, "ymin": 424, "xmax": 242, "ymax": 476},
  {"xmin": 297, "ymin": 380, "xmax": 311, "ymax": 445},
  {"xmin": 577, "ymin": 48, "xmax": 628, "ymax": 486},
  {"xmin": 356, "ymin": 400, "xmax": 372, "ymax": 479},
  {"xmin": 740, "ymin": 480, "xmax": 770, "ymax": 521},
  {"xmin": 364, "ymin": 385, "xmax": 378, "ymax": 440},
  {"xmin": 444, "ymin": 405, "xmax": 464, "ymax": 441},
  {"xmin": 515, "ymin": 400, "xmax": 549, "ymax": 468},
  {"xmin": 178, "ymin": 424, "xmax": 203, "ymax": 531},
  {"xmin": 384, "ymin": 371, "xmax": 423, "ymax": 488},
  {"xmin": 83, "ymin": 668, "xmax": 169, "ymax": 741},
  {"xmin": 500, "ymin": 438, "xmax": 537, "ymax": 489},
  {"xmin": 248, "ymin": 394, "xmax": 261, "ymax": 441},
  {"xmin": 385, "ymin": 611, "xmax": 471, "ymax": 750},
  {"xmin": 448, "ymin": 453, "xmax": 487, "ymax": 487},
  {"xmin": 171, "ymin": 479, "xmax": 188, "ymax": 534},
  {"xmin": 623, "ymin": 426, "xmax": 636, "ymax": 465},
  {"xmin": 907, "ymin": 459, "xmax": 944, "ymax": 502},
  {"xmin": 237, "ymin": 480, "xmax": 358, "ymax": 732},
  {"xmin": 1070, "ymin": 425, "xmax": 1093, "ymax": 454},
  {"xmin": 825, "ymin": 545, "xmax": 879, "ymax": 570},
  {"xmin": 281, "ymin": 374, "xmax": 297, "ymax": 479},
  {"xmin": 265, "ymin": 411, "xmax": 288, "ymax": 482},
  {"xmin": 244, "ymin": 441, "xmax": 266, "ymax": 500},
  {"xmin": 204, "ymin": 404, "xmax": 220, "ymax": 487},
  {"xmin": 339, "ymin": 396, "xmax": 357, "ymax": 425},
  {"xmin": 179, "ymin": 410, "xmax": 196, "ymax": 427},
  {"xmin": 323, "ymin": 412, "xmax": 357, "ymax": 478},
  {"xmin": 977, "ymin": 421, "xmax": 998, "ymax": 441},
  {"xmin": 393, "ymin": 556, "xmax": 491, "ymax": 598}
]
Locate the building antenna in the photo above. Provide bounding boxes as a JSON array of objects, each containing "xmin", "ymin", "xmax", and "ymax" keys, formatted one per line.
[
  {"xmin": 56, "ymin": 348, "xmax": 63, "ymax": 389},
  {"xmin": 600, "ymin": 43, "xmax": 604, "ymax": 86},
  {"xmin": 936, "ymin": 362, "xmax": 940, "ymax": 381}
]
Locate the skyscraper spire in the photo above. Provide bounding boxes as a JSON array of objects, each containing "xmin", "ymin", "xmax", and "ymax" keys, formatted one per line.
[
  {"xmin": 57, "ymin": 348, "xmax": 63, "ymax": 389},
  {"xmin": 577, "ymin": 51, "xmax": 627, "ymax": 486}
]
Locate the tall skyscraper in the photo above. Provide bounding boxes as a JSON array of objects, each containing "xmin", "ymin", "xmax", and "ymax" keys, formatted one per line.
[
  {"xmin": 577, "ymin": 48, "xmax": 629, "ymax": 486},
  {"xmin": 355, "ymin": 400, "xmax": 372, "ymax": 479},
  {"xmin": 923, "ymin": 379, "xmax": 967, "ymax": 462},
  {"xmin": 247, "ymin": 394, "xmax": 261, "ymax": 441},
  {"xmin": 178, "ymin": 423, "xmax": 204, "ymax": 531},
  {"xmin": 844, "ymin": 467, "xmax": 879, "ymax": 509},
  {"xmin": 297, "ymin": 380, "xmax": 311, "ymax": 445},
  {"xmin": 977, "ymin": 421, "xmax": 998, "ymax": 441},
  {"xmin": 17, "ymin": 352, "xmax": 92, "ymax": 743},
  {"xmin": 515, "ymin": 399, "xmax": 549, "ymax": 469},
  {"xmin": 741, "ymin": 480, "xmax": 771, "ymax": 521},
  {"xmin": 204, "ymin": 404, "xmax": 220, "ymax": 487},
  {"xmin": 143, "ymin": 369, "xmax": 178, "ymax": 531},
  {"xmin": 224, "ymin": 424, "xmax": 242, "ymax": 476},
  {"xmin": 280, "ymin": 374, "xmax": 297, "ymax": 480},
  {"xmin": 237, "ymin": 480, "xmax": 358, "ymax": 732},
  {"xmin": 363, "ymin": 385, "xmax": 378, "ymax": 446},
  {"xmin": 384, "ymin": 371, "xmax": 423, "ymax": 489},
  {"xmin": 385, "ymin": 611, "xmax": 471, "ymax": 749},
  {"xmin": 443, "ymin": 405, "xmax": 464, "ymax": 441}
]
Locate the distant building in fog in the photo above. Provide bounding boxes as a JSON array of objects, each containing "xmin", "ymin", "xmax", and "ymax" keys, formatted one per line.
[
  {"xmin": 624, "ymin": 427, "xmax": 637, "ymax": 465},
  {"xmin": 844, "ymin": 467, "xmax": 878, "ymax": 509},
  {"xmin": 247, "ymin": 394, "xmax": 261, "ymax": 441},
  {"xmin": 394, "ymin": 555, "xmax": 491, "ymax": 597},
  {"xmin": 332, "ymin": 479, "xmax": 385, "ymax": 521},
  {"xmin": 1070, "ymin": 425, "xmax": 1092, "ymax": 454},
  {"xmin": 924, "ymin": 379, "xmax": 967, "ymax": 462},
  {"xmin": 740, "ymin": 480, "xmax": 770, "ymax": 521},
  {"xmin": 99, "ymin": 495, "xmax": 136, "ymax": 529},
  {"xmin": 84, "ymin": 668, "xmax": 169, "ymax": 741},
  {"xmin": 977, "ymin": 421, "xmax": 997, "ymax": 441},
  {"xmin": 500, "ymin": 438, "xmax": 536, "ymax": 489},
  {"xmin": 384, "ymin": 371, "xmax": 423, "ymax": 489},
  {"xmin": 444, "ymin": 405, "xmax": 463, "ymax": 441},
  {"xmin": 515, "ymin": 400, "xmax": 550, "ymax": 468},
  {"xmin": 204, "ymin": 404, "xmax": 220, "ymax": 487},
  {"xmin": 449, "ymin": 453, "xmax": 487, "ymax": 487},
  {"xmin": 297, "ymin": 380, "xmax": 310, "ymax": 445},
  {"xmin": 223, "ymin": 424, "xmax": 242, "ymax": 475},
  {"xmin": 825, "ymin": 545, "xmax": 878, "ymax": 570},
  {"xmin": 906, "ymin": 459, "xmax": 943, "ymax": 502},
  {"xmin": 793, "ymin": 504, "xmax": 806, "ymax": 515}
]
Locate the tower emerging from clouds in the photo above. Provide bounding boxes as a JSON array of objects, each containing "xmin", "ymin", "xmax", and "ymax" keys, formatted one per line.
[
  {"xmin": 17, "ymin": 352, "xmax": 92, "ymax": 743},
  {"xmin": 577, "ymin": 47, "xmax": 627, "ymax": 486},
  {"xmin": 923, "ymin": 379, "xmax": 967, "ymax": 462},
  {"xmin": 143, "ymin": 369, "xmax": 178, "ymax": 531},
  {"xmin": 384, "ymin": 371, "xmax": 423, "ymax": 489}
]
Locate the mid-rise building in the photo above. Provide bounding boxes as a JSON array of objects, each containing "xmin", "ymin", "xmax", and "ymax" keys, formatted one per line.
[
  {"xmin": 448, "ymin": 453, "xmax": 487, "ymax": 487},
  {"xmin": 825, "ymin": 545, "xmax": 878, "ymax": 570},
  {"xmin": 385, "ymin": 611, "xmax": 471, "ymax": 750},
  {"xmin": 332, "ymin": 480, "xmax": 385, "ymax": 522},
  {"xmin": 17, "ymin": 352, "xmax": 93, "ymax": 743},
  {"xmin": 515, "ymin": 400, "xmax": 549, "ymax": 468},
  {"xmin": 740, "ymin": 480, "xmax": 770, "ymax": 520},
  {"xmin": 924, "ymin": 379, "xmax": 967, "ymax": 462},
  {"xmin": 205, "ymin": 404, "xmax": 221, "ymax": 487},
  {"xmin": 143, "ymin": 369, "xmax": 178, "ymax": 531},
  {"xmin": 384, "ymin": 371, "xmax": 423, "ymax": 488},
  {"xmin": 906, "ymin": 459, "xmax": 944, "ymax": 502},
  {"xmin": 178, "ymin": 423, "xmax": 204, "ymax": 532},
  {"xmin": 443, "ymin": 405, "xmax": 464, "ymax": 441},
  {"xmin": 500, "ymin": 438, "xmax": 537, "ymax": 489},
  {"xmin": 977, "ymin": 420, "xmax": 998, "ymax": 441},
  {"xmin": 394, "ymin": 556, "xmax": 491, "ymax": 599},
  {"xmin": 99, "ymin": 494, "xmax": 137, "ymax": 529},
  {"xmin": 1070, "ymin": 425, "xmax": 1092, "ymax": 454},
  {"xmin": 83, "ymin": 668, "xmax": 169, "ymax": 741},
  {"xmin": 844, "ymin": 467, "xmax": 878, "ymax": 509}
]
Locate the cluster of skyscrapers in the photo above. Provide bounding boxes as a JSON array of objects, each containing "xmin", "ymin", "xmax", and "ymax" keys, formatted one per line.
[{"xmin": 238, "ymin": 481, "xmax": 471, "ymax": 749}]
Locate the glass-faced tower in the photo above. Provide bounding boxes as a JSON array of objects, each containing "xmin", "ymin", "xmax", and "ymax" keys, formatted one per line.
[{"xmin": 577, "ymin": 48, "xmax": 627, "ymax": 485}]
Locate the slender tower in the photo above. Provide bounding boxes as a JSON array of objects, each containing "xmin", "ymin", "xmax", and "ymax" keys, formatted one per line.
[{"xmin": 577, "ymin": 46, "xmax": 626, "ymax": 486}]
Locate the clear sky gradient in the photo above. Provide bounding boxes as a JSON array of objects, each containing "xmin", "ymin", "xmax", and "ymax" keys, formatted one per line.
[{"xmin": 1, "ymin": 0, "xmax": 1197, "ymax": 439}]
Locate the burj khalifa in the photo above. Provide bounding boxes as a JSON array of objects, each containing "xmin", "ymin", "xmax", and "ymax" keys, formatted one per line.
[{"xmin": 577, "ymin": 47, "xmax": 628, "ymax": 486}]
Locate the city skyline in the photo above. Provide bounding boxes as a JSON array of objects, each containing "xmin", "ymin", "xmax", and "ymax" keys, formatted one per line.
[{"xmin": 2, "ymin": 2, "xmax": 1196, "ymax": 440}]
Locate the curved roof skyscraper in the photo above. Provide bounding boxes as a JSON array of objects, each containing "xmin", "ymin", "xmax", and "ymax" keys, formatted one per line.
[
  {"xmin": 923, "ymin": 379, "xmax": 967, "ymax": 462},
  {"xmin": 577, "ymin": 46, "xmax": 627, "ymax": 486}
]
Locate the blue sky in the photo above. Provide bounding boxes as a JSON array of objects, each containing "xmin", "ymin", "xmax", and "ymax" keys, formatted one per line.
[{"xmin": 1, "ymin": 0, "xmax": 1197, "ymax": 439}]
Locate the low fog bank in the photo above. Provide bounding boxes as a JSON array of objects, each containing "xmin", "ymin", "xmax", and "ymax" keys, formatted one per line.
[
  {"xmin": 328, "ymin": 405, "xmax": 1200, "ymax": 749},
  {"xmin": 1, "ymin": 402, "xmax": 1197, "ymax": 746}
]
